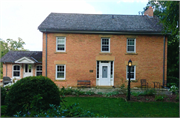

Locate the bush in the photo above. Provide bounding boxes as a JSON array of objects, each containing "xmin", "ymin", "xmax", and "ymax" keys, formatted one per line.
[
  {"xmin": 5, "ymin": 76, "xmax": 60, "ymax": 116},
  {"xmin": 14, "ymin": 103, "xmax": 101, "ymax": 117},
  {"xmin": 1, "ymin": 87, "xmax": 6, "ymax": 105},
  {"xmin": 155, "ymin": 95, "xmax": 165, "ymax": 101},
  {"xmin": 1, "ymin": 105, "xmax": 7, "ymax": 116},
  {"xmin": 167, "ymin": 76, "xmax": 179, "ymax": 88},
  {"xmin": 142, "ymin": 89, "xmax": 156, "ymax": 96}
]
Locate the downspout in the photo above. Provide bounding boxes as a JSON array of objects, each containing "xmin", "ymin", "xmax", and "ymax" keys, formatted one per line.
[
  {"xmin": 163, "ymin": 36, "xmax": 166, "ymax": 87},
  {"xmin": 45, "ymin": 29, "xmax": 47, "ymax": 77}
]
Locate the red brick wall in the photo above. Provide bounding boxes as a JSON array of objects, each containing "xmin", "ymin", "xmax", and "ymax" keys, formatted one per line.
[{"xmin": 42, "ymin": 33, "xmax": 167, "ymax": 88}]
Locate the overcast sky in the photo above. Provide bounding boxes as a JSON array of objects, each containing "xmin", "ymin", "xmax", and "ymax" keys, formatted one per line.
[{"xmin": 0, "ymin": 0, "xmax": 148, "ymax": 51}]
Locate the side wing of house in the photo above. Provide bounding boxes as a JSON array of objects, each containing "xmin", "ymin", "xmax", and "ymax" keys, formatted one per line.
[{"xmin": 1, "ymin": 51, "xmax": 42, "ymax": 80}]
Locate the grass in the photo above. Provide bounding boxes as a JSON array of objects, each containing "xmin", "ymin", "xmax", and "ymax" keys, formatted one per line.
[{"xmin": 64, "ymin": 97, "xmax": 179, "ymax": 117}]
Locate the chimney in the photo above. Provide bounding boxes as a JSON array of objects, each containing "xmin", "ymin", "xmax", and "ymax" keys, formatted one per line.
[{"xmin": 144, "ymin": 6, "xmax": 153, "ymax": 17}]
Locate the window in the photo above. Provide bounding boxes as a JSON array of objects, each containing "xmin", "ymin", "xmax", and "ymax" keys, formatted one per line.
[
  {"xmin": 126, "ymin": 66, "xmax": 136, "ymax": 80},
  {"xmin": 56, "ymin": 37, "xmax": 66, "ymax": 52},
  {"xmin": 36, "ymin": 65, "xmax": 42, "ymax": 76},
  {"xmin": 97, "ymin": 61, "xmax": 99, "ymax": 78},
  {"xmin": 56, "ymin": 65, "xmax": 66, "ymax": 80},
  {"xmin": 101, "ymin": 38, "xmax": 110, "ymax": 52},
  {"xmin": 111, "ymin": 61, "xmax": 113, "ymax": 78},
  {"xmin": 127, "ymin": 38, "xmax": 136, "ymax": 53},
  {"xmin": 13, "ymin": 65, "xmax": 20, "ymax": 77}
]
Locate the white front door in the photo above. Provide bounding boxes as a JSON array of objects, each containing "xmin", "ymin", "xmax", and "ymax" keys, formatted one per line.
[
  {"xmin": 99, "ymin": 62, "xmax": 111, "ymax": 86},
  {"xmin": 24, "ymin": 64, "xmax": 33, "ymax": 77}
]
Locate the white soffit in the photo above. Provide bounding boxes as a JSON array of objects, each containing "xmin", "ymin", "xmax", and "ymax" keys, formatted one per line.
[{"xmin": 15, "ymin": 57, "xmax": 35, "ymax": 63}]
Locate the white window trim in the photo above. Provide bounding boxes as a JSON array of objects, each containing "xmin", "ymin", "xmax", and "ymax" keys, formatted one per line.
[
  {"xmin": 126, "ymin": 66, "xmax": 136, "ymax": 80},
  {"xmin": 101, "ymin": 38, "xmax": 110, "ymax": 52},
  {"xmin": 35, "ymin": 65, "xmax": 42, "ymax": 76},
  {"xmin": 12, "ymin": 64, "xmax": 21, "ymax": 78},
  {"xmin": 56, "ymin": 37, "xmax": 66, "ymax": 52},
  {"xmin": 56, "ymin": 65, "xmax": 66, "ymax": 80},
  {"xmin": 127, "ymin": 38, "xmax": 136, "ymax": 53}
]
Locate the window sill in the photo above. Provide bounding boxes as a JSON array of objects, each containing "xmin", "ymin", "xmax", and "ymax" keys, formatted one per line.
[
  {"xmin": 54, "ymin": 52, "xmax": 67, "ymax": 54},
  {"xmin": 55, "ymin": 79, "xmax": 66, "ymax": 81},
  {"xmin": 125, "ymin": 53, "xmax": 138, "ymax": 55},
  {"xmin": 99, "ymin": 52, "xmax": 112, "ymax": 55},
  {"xmin": 125, "ymin": 80, "xmax": 138, "ymax": 82}
]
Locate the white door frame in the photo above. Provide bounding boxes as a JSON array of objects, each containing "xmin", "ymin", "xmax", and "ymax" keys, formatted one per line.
[{"xmin": 23, "ymin": 64, "xmax": 33, "ymax": 77}]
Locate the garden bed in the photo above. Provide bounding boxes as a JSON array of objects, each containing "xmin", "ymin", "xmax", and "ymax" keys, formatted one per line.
[{"xmin": 64, "ymin": 94, "xmax": 179, "ymax": 102}]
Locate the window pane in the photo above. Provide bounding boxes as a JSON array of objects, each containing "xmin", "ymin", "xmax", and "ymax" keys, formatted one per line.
[
  {"xmin": 128, "ymin": 46, "xmax": 134, "ymax": 51},
  {"xmin": 131, "ymin": 66, "xmax": 134, "ymax": 72},
  {"xmin": 37, "ymin": 72, "xmax": 42, "ymax": 76},
  {"xmin": 111, "ymin": 61, "xmax": 113, "ymax": 78},
  {"xmin": 128, "ymin": 39, "xmax": 134, "ymax": 45},
  {"xmin": 60, "ymin": 66, "xmax": 64, "ymax": 71},
  {"xmin": 102, "ymin": 66, "xmax": 107, "ymax": 78},
  {"xmin": 14, "ymin": 65, "xmax": 20, "ymax": 70},
  {"xmin": 25, "ymin": 64, "xmax": 28, "ymax": 72},
  {"xmin": 57, "ymin": 44, "xmax": 64, "ymax": 50},
  {"xmin": 13, "ymin": 72, "xmax": 20, "ymax": 76},
  {"xmin": 102, "ymin": 39, "xmax": 109, "ymax": 45},
  {"xmin": 57, "ymin": 65, "xmax": 64, "ymax": 71},
  {"xmin": 127, "ymin": 66, "xmax": 135, "ymax": 79},
  {"xmin": 97, "ymin": 61, "xmax": 99, "ymax": 78},
  {"xmin": 57, "ymin": 72, "xmax": 64, "ymax": 78},
  {"xmin": 29, "ymin": 65, "xmax": 31, "ymax": 72},
  {"xmin": 37, "ymin": 66, "xmax": 42, "ymax": 71},
  {"xmin": 102, "ymin": 46, "xmax": 109, "ymax": 51},
  {"xmin": 57, "ymin": 39, "xmax": 65, "ymax": 44}
]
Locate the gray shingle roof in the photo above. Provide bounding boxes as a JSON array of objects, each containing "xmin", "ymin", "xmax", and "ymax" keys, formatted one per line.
[
  {"xmin": 0, "ymin": 51, "xmax": 42, "ymax": 63},
  {"xmin": 38, "ymin": 13, "xmax": 164, "ymax": 34}
]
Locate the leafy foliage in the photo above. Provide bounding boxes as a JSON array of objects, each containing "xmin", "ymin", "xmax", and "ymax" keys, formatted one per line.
[
  {"xmin": 1, "ymin": 87, "xmax": 7, "ymax": 105},
  {"xmin": 13, "ymin": 103, "xmax": 101, "ymax": 117},
  {"xmin": 0, "ymin": 38, "xmax": 27, "ymax": 78},
  {"xmin": 155, "ymin": 95, "xmax": 165, "ymax": 101},
  {"xmin": 1, "ymin": 105, "xmax": 7, "ymax": 116},
  {"xmin": 5, "ymin": 76, "xmax": 60, "ymax": 116},
  {"xmin": 131, "ymin": 89, "xmax": 156, "ymax": 96}
]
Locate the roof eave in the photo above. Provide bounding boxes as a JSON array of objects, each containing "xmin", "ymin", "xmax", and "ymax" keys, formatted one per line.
[{"xmin": 39, "ymin": 29, "xmax": 170, "ymax": 35}]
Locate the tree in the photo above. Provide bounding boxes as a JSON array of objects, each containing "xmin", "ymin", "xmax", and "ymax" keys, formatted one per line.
[
  {"xmin": 142, "ymin": 1, "xmax": 179, "ymax": 87},
  {"xmin": 0, "ymin": 38, "xmax": 27, "ymax": 78}
]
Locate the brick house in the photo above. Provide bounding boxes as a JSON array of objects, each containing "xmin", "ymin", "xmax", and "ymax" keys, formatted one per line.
[
  {"xmin": 0, "ymin": 7, "xmax": 168, "ymax": 88},
  {"xmin": 0, "ymin": 51, "xmax": 42, "ymax": 79}
]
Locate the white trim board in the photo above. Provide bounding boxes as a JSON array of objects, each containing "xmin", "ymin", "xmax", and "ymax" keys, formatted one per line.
[{"xmin": 15, "ymin": 57, "xmax": 35, "ymax": 63}]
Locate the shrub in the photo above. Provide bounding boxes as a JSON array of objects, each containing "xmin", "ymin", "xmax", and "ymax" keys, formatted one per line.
[
  {"xmin": 155, "ymin": 95, "xmax": 165, "ymax": 101},
  {"xmin": 105, "ymin": 91, "xmax": 119, "ymax": 97},
  {"xmin": 1, "ymin": 87, "xmax": 6, "ymax": 105},
  {"xmin": 14, "ymin": 103, "xmax": 101, "ymax": 117},
  {"xmin": 175, "ymin": 94, "xmax": 179, "ymax": 101},
  {"xmin": 131, "ymin": 92, "xmax": 142, "ymax": 97},
  {"xmin": 1, "ymin": 105, "xmax": 7, "ymax": 116},
  {"xmin": 142, "ymin": 89, "xmax": 156, "ymax": 96},
  {"xmin": 4, "ymin": 83, "xmax": 14, "ymax": 91},
  {"xmin": 169, "ymin": 85, "xmax": 178, "ymax": 94},
  {"xmin": 5, "ymin": 76, "xmax": 60, "ymax": 116}
]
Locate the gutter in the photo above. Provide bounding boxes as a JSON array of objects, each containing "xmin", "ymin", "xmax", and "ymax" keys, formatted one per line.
[
  {"xmin": 45, "ymin": 30, "xmax": 47, "ymax": 77},
  {"xmin": 39, "ymin": 29, "xmax": 171, "ymax": 35}
]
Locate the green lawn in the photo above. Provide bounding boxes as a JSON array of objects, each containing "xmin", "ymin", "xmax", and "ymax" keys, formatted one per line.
[{"xmin": 64, "ymin": 97, "xmax": 179, "ymax": 117}]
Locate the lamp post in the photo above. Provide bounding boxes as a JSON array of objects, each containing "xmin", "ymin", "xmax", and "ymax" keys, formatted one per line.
[{"xmin": 127, "ymin": 59, "xmax": 132, "ymax": 101}]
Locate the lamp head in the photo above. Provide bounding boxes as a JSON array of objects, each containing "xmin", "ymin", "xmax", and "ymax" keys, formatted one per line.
[{"xmin": 128, "ymin": 59, "xmax": 132, "ymax": 67}]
